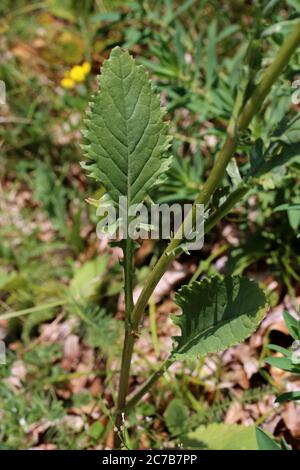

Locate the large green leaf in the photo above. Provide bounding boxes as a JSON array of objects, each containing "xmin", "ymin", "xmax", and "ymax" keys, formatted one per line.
[
  {"xmin": 255, "ymin": 427, "xmax": 281, "ymax": 451},
  {"xmin": 173, "ymin": 276, "xmax": 267, "ymax": 359},
  {"xmin": 82, "ymin": 47, "xmax": 171, "ymax": 207},
  {"xmin": 182, "ymin": 423, "xmax": 258, "ymax": 450}
]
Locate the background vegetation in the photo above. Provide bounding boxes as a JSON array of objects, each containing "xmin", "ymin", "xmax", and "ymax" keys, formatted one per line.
[{"xmin": 1, "ymin": 0, "xmax": 300, "ymax": 450}]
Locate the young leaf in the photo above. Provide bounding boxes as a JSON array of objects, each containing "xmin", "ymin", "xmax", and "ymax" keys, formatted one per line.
[
  {"xmin": 82, "ymin": 47, "xmax": 171, "ymax": 207},
  {"xmin": 172, "ymin": 276, "xmax": 267, "ymax": 359},
  {"xmin": 183, "ymin": 423, "xmax": 258, "ymax": 450},
  {"xmin": 283, "ymin": 310, "xmax": 300, "ymax": 340}
]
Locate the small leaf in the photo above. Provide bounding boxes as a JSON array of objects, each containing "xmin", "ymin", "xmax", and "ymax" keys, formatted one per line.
[
  {"xmin": 254, "ymin": 142, "xmax": 300, "ymax": 177},
  {"xmin": 172, "ymin": 276, "xmax": 267, "ymax": 359},
  {"xmin": 82, "ymin": 47, "xmax": 171, "ymax": 207},
  {"xmin": 89, "ymin": 421, "xmax": 104, "ymax": 441},
  {"xmin": 255, "ymin": 427, "xmax": 281, "ymax": 451},
  {"xmin": 183, "ymin": 423, "xmax": 258, "ymax": 450},
  {"xmin": 280, "ymin": 436, "xmax": 292, "ymax": 450}
]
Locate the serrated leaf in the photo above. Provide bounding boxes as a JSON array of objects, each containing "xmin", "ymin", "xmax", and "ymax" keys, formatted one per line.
[
  {"xmin": 82, "ymin": 47, "xmax": 171, "ymax": 207},
  {"xmin": 172, "ymin": 276, "xmax": 267, "ymax": 359},
  {"xmin": 182, "ymin": 423, "xmax": 257, "ymax": 450}
]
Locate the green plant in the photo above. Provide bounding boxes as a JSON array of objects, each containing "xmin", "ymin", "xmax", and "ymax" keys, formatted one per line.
[
  {"xmin": 256, "ymin": 427, "xmax": 291, "ymax": 451},
  {"xmin": 81, "ymin": 21, "xmax": 300, "ymax": 449},
  {"xmin": 255, "ymin": 310, "xmax": 300, "ymax": 450}
]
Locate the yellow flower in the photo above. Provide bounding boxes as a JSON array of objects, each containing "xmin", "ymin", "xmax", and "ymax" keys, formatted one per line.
[
  {"xmin": 70, "ymin": 65, "xmax": 86, "ymax": 83},
  {"xmin": 82, "ymin": 61, "xmax": 91, "ymax": 75},
  {"xmin": 61, "ymin": 77, "xmax": 75, "ymax": 89}
]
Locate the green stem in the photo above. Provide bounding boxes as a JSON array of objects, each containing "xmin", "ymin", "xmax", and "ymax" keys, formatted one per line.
[
  {"xmin": 124, "ymin": 238, "xmax": 134, "ymax": 322},
  {"xmin": 115, "ymin": 21, "xmax": 300, "ymax": 426}
]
